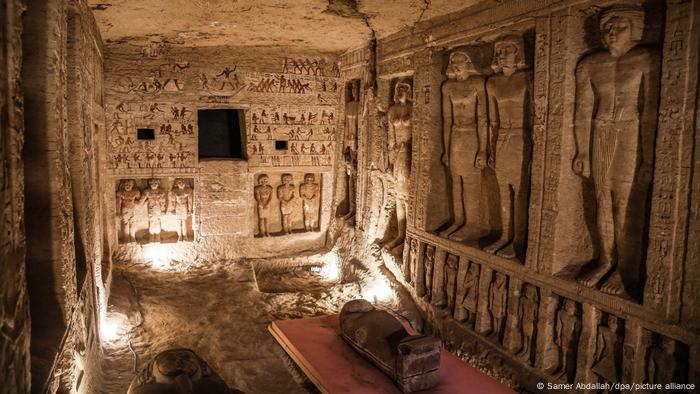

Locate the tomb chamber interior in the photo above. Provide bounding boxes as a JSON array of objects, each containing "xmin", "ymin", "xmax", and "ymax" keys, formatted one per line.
[{"xmin": 1, "ymin": 0, "xmax": 699, "ymax": 392}]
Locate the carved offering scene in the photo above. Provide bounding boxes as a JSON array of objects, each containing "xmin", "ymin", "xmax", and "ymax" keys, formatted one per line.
[{"xmin": 6, "ymin": 0, "xmax": 700, "ymax": 393}]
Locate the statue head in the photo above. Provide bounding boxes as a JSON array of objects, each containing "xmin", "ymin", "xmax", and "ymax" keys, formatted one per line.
[
  {"xmin": 446, "ymin": 49, "xmax": 478, "ymax": 80},
  {"xmin": 446, "ymin": 254, "xmax": 458, "ymax": 268},
  {"xmin": 120, "ymin": 179, "xmax": 135, "ymax": 191},
  {"xmin": 257, "ymin": 174, "xmax": 269, "ymax": 185},
  {"xmin": 608, "ymin": 315, "xmax": 619, "ymax": 330},
  {"xmin": 495, "ymin": 272, "xmax": 506, "ymax": 285},
  {"xmin": 599, "ymin": 4, "xmax": 645, "ymax": 56},
  {"xmin": 281, "ymin": 173, "xmax": 293, "ymax": 185},
  {"xmin": 563, "ymin": 299, "xmax": 577, "ymax": 314},
  {"xmin": 147, "ymin": 178, "xmax": 160, "ymax": 189},
  {"xmin": 393, "ymin": 81, "xmax": 412, "ymax": 104},
  {"xmin": 425, "ymin": 245, "xmax": 435, "ymax": 260},
  {"xmin": 525, "ymin": 285, "xmax": 539, "ymax": 301},
  {"xmin": 410, "ymin": 238, "xmax": 418, "ymax": 251},
  {"xmin": 491, "ymin": 35, "xmax": 529, "ymax": 74},
  {"xmin": 347, "ymin": 81, "xmax": 359, "ymax": 101},
  {"xmin": 304, "ymin": 173, "xmax": 315, "ymax": 183},
  {"xmin": 173, "ymin": 178, "xmax": 187, "ymax": 190}
]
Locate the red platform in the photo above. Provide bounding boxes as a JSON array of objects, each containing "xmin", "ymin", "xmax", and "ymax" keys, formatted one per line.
[{"xmin": 269, "ymin": 314, "xmax": 515, "ymax": 394}]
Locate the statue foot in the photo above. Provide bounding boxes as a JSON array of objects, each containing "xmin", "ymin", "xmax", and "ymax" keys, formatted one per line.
[
  {"xmin": 600, "ymin": 270, "xmax": 627, "ymax": 296},
  {"xmin": 484, "ymin": 237, "xmax": 509, "ymax": 254},
  {"xmin": 385, "ymin": 237, "xmax": 403, "ymax": 251},
  {"xmin": 496, "ymin": 243, "xmax": 517, "ymax": 259},
  {"xmin": 390, "ymin": 242, "xmax": 404, "ymax": 256},
  {"xmin": 440, "ymin": 222, "xmax": 463, "ymax": 238},
  {"xmin": 577, "ymin": 261, "xmax": 613, "ymax": 288},
  {"xmin": 449, "ymin": 227, "xmax": 483, "ymax": 242},
  {"xmin": 342, "ymin": 210, "xmax": 355, "ymax": 221}
]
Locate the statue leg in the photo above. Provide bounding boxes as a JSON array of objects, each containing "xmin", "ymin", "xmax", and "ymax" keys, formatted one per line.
[
  {"xmin": 387, "ymin": 198, "xmax": 407, "ymax": 250},
  {"xmin": 579, "ymin": 183, "xmax": 615, "ymax": 288},
  {"xmin": 343, "ymin": 172, "xmax": 356, "ymax": 220},
  {"xmin": 441, "ymin": 173, "xmax": 465, "ymax": 237},
  {"xmin": 486, "ymin": 183, "xmax": 513, "ymax": 254},
  {"xmin": 600, "ymin": 179, "xmax": 636, "ymax": 296},
  {"xmin": 497, "ymin": 180, "xmax": 528, "ymax": 259}
]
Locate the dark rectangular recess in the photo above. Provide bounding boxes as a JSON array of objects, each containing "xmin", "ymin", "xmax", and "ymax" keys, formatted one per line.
[
  {"xmin": 275, "ymin": 140, "xmax": 288, "ymax": 150},
  {"xmin": 198, "ymin": 109, "xmax": 245, "ymax": 159},
  {"xmin": 137, "ymin": 128, "xmax": 155, "ymax": 140}
]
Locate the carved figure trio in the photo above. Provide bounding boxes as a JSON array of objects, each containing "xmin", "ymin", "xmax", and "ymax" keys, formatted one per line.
[{"xmin": 254, "ymin": 173, "xmax": 320, "ymax": 236}]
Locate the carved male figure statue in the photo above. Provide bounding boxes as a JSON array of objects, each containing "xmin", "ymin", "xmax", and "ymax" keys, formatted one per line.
[
  {"xmin": 440, "ymin": 48, "xmax": 488, "ymax": 241},
  {"xmin": 423, "ymin": 245, "xmax": 435, "ymax": 301},
  {"xmin": 455, "ymin": 263, "xmax": 479, "ymax": 325},
  {"xmin": 489, "ymin": 272, "xmax": 508, "ymax": 341},
  {"xmin": 591, "ymin": 315, "xmax": 622, "ymax": 384},
  {"xmin": 169, "ymin": 178, "xmax": 192, "ymax": 241},
  {"xmin": 385, "ymin": 81, "xmax": 413, "ymax": 254},
  {"xmin": 140, "ymin": 178, "xmax": 167, "ymax": 243},
  {"xmin": 342, "ymin": 81, "xmax": 360, "ymax": 221},
  {"xmin": 517, "ymin": 285, "xmax": 539, "ymax": 364},
  {"xmin": 554, "ymin": 300, "xmax": 580, "ymax": 382},
  {"xmin": 484, "ymin": 35, "xmax": 533, "ymax": 260},
  {"xmin": 277, "ymin": 173, "xmax": 296, "ymax": 234},
  {"xmin": 406, "ymin": 238, "xmax": 419, "ymax": 283},
  {"xmin": 299, "ymin": 173, "xmax": 320, "ymax": 231},
  {"xmin": 573, "ymin": 4, "xmax": 660, "ymax": 297},
  {"xmin": 254, "ymin": 174, "xmax": 273, "ymax": 236},
  {"xmin": 647, "ymin": 337, "xmax": 685, "ymax": 385},
  {"xmin": 116, "ymin": 179, "xmax": 141, "ymax": 242},
  {"xmin": 440, "ymin": 254, "xmax": 459, "ymax": 312}
]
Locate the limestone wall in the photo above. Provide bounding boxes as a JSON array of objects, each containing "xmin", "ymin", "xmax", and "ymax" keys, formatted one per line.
[
  {"xmin": 22, "ymin": 0, "xmax": 106, "ymax": 391},
  {"xmin": 0, "ymin": 0, "xmax": 31, "ymax": 392},
  {"xmin": 340, "ymin": 0, "xmax": 700, "ymax": 390},
  {"xmin": 103, "ymin": 45, "xmax": 341, "ymax": 259}
]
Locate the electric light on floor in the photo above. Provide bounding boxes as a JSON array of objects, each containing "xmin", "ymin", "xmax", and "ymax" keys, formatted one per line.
[
  {"xmin": 141, "ymin": 243, "xmax": 172, "ymax": 270},
  {"xmin": 363, "ymin": 278, "xmax": 394, "ymax": 303},
  {"xmin": 100, "ymin": 312, "xmax": 126, "ymax": 344}
]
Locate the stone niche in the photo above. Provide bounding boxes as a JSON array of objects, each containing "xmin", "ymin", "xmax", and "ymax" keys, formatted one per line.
[
  {"xmin": 430, "ymin": 31, "xmax": 535, "ymax": 263},
  {"xmin": 253, "ymin": 172, "xmax": 322, "ymax": 237},
  {"xmin": 115, "ymin": 177, "xmax": 195, "ymax": 244}
]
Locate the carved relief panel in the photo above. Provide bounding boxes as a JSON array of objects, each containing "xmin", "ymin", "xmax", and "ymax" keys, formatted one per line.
[
  {"xmin": 115, "ymin": 177, "xmax": 195, "ymax": 244},
  {"xmin": 253, "ymin": 172, "xmax": 322, "ymax": 237}
]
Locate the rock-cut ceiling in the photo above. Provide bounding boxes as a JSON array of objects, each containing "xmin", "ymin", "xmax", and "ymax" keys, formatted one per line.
[{"xmin": 88, "ymin": 0, "xmax": 481, "ymax": 52}]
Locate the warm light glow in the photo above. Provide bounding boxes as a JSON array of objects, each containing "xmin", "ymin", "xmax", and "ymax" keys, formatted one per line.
[
  {"xmin": 362, "ymin": 277, "xmax": 394, "ymax": 303},
  {"xmin": 319, "ymin": 259, "xmax": 340, "ymax": 281},
  {"xmin": 141, "ymin": 243, "xmax": 172, "ymax": 270},
  {"xmin": 100, "ymin": 312, "xmax": 127, "ymax": 344}
]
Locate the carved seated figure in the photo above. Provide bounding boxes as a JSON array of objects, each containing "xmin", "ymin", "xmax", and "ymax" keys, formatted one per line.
[
  {"xmin": 340, "ymin": 299, "xmax": 441, "ymax": 393},
  {"xmin": 127, "ymin": 348, "xmax": 242, "ymax": 394}
]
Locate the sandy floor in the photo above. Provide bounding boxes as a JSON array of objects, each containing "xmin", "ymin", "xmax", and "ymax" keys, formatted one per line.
[{"xmin": 99, "ymin": 258, "xmax": 361, "ymax": 393}]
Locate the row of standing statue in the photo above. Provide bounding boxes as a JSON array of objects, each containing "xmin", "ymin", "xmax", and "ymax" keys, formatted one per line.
[
  {"xmin": 116, "ymin": 178, "xmax": 193, "ymax": 243},
  {"xmin": 254, "ymin": 173, "xmax": 320, "ymax": 236},
  {"xmin": 365, "ymin": 4, "xmax": 658, "ymax": 300},
  {"xmin": 406, "ymin": 239, "xmax": 689, "ymax": 386}
]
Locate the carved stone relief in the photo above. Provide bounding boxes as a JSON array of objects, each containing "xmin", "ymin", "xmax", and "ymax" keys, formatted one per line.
[
  {"xmin": 384, "ymin": 79, "xmax": 413, "ymax": 255},
  {"xmin": 338, "ymin": 80, "xmax": 360, "ymax": 222},
  {"xmin": 550, "ymin": 299, "xmax": 580, "ymax": 382},
  {"xmin": 253, "ymin": 172, "xmax": 322, "ymax": 236},
  {"xmin": 573, "ymin": 4, "xmax": 660, "ymax": 301},
  {"xmin": 299, "ymin": 173, "xmax": 320, "ymax": 231},
  {"xmin": 439, "ymin": 48, "xmax": 488, "ymax": 242},
  {"xmin": 115, "ymin": 178, "xmax": 195, "ymax": 244},
  {"xmin": 454, "ymin": 259, "xmax": 480, "ymax": 327},
  {"xmin": 488, "ymin": 271, "xmax": 508, "ymax": 343},
  {"xmin": 483, "ymin": 35, "xmax": 533, "ymax": 261},
  {"xmin": 591, "ymin": 314, "xmax": 624, "ymax": 385}
]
